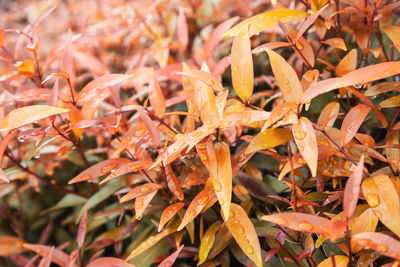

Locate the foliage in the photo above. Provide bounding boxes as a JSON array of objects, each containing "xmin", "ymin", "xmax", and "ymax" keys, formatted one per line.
[{"xmin": 0, "ymin": 0, "xmax": 400, "ymax": 266}]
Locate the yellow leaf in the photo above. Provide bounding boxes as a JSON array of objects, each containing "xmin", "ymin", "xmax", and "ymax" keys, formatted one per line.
[
  {"xmin": 351, "ymin": 208, "xmax": 378, "ymax": 253},
  {"xmin": 0, "ymin": 105, "xmax": 69, "ymax": 132},
  {"xmin": 198, "ymin": 221, "xmax": 222, "ymax": 265},
  {"xmin": 292, "ymin": 117, "xmax": 318, "ymax": 177},
  {"xmin": 231, "ymin": 29, "xmax": 253, "ymax": 102},
  {"xmin": 317, "ymin": 255, "xmax": 349, "ymax": 267},
  {"xmin": 224, "ymin": 203, "xmax": 262, "ymax": 267},
  {"xmin": 224, "ymin": 9, "xmax": 309, "ymax": 37},
  {"xmin": 266, "ymin": 48, "xmax": 303, "ymax": 104},
  {"xmin": 362, "ymin": 174, "xmax": 400, "ymax": 237},
  {"xmin": 383, "ymin": 25, "xmax": 400, "ymax": 52},
  {"xmin": 246, "ymin": 128, "xmax": 292, "ymax": 154},
  {"xmin": 15, "ymin": 59, "xmax": 35, "ymax": 77}
]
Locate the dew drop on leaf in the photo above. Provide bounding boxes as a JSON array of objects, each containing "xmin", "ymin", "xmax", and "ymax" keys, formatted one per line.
[
  {"xmin": 366, "ymin": 194, "xmax": 380, "ymax": 208},
  {"xmin": 298, "ymin": 221, "xmax": 313, "ymax": 231},
  {"xmin": 246, "ymin": 245, "xmax": 254, "ymax": 254},
  {"xmin": 213, "ymin": 180, "xmax": 222, "ymax": 192}
]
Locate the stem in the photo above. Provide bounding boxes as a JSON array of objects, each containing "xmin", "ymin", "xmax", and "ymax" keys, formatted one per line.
[
  {"xmin": 287, "ymin": 143, "xmax": 297, "ymax": 212},
  {"xmin": 5, "ymin": 151, "xmax": 87, "ymax": 198},
  {"xmin": 287, "ymin": 35, "xmax": 313, "ymax": 68},
  {"xmin": 228, "ymin": 93, "xmax": 259, "ymax": 110},
  {"xmin": 334, "ymin": 0, "xmax": 342, "ymax": 36},
  {"xmin": 145, "ymin": 108, "xmax": 178, "ymax": 134},
  {"xmin": 280, "ymin": 244, "xmax": 302, "ymax": 267},
  {"xmin": 67, "ymin": 77, "xmax": 76, "ymax": 104},
  {"xmin": 316, "ymin": 127, "xmax": 370, "ymax": 177},
  {"xmin": 346, "ymin": 219, "xmax": 353, "ymax": 266},
  {"xmin": 384, "ymin": 107, "xmax": 400, "ymax": 144}
]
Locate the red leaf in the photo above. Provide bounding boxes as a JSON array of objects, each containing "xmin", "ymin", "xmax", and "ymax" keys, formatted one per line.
[
  {"xmin": 343, "ymin": 155, "xmax": 365, "ymax": 218},
  {"xmin": 158, "ymin": 245, "xmax": 184, "ymax": 267},
  {"xmin": 78, "ymin": 206, "xmax": 88, "ymax": 248}
]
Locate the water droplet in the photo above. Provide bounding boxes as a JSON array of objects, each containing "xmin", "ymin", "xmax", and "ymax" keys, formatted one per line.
[
  {"xmin": 197, "ymin": 195, "xmax": 209, "ymax": 205},
  {"xmin": 188, "ymin": 209, "xmax": 196, "ymax": 219},
  {"xmin": 140, "ymin": 186, "xmax": 150, "ymax": 193},
  {"xmin": 17, "ymin": 136, "xmax": 25, "ymax": 143},
  {"xmin": 200, "ymin": 153, "xmax": 208, "ymax": 161},
  {"xmin": 353, "ymin": 83, "xmax": 363, "ymax": 89},
  {"xmin": 165, "ymin": 261, "xmax": 173, "ymax": 267},
  {"xmin": 239, "ymin": 153, "xmax": 247, "ymax": 162},
  {"xmin": 208, "ymin": 80, "xmax": 214, "ymax": 86},
  {"xmin": 298, "ymin": 221, "xmax": 313, "ymax": 231},
  {"xmin": 303, "ymin": 71, "xmax": 315, "ymax": 83},
  {"xmin": 213, "ymin": 180, "xmax": 222, "ymax": 192},
  {"xmin": 34, "ymin": 154, "xmax": 40, "ymax": 159},
  {"xmin": 233, "ymin": 66, "xmax": 238, "ymax": 73},
  {"xmin": 357, "ymin": 238, "xmax": 370, "ymax": 246},
  {"xmin": 229, "ymin": 211, "xmax": 234, "ymax": 218},
  {"xmin": 246, "ymin": 246, "xmax": 254, "ymax": 254},
  {"xmin": 275, "ymin": 218, "xmax": 288, "ymax": 227},
  {"xmin": 188, "ymin": 85, "xmax": 194, "ymax": 92},
  {"xmin": 101, "ymin": 163, "xmax": 118, "ymax": 174},
  {"xmin": 296, "ymin": 42, "xmax": 304, "ymax": 51},
  {"xmin": 366, "ymin": 194, "xmax": 380, "ymax": 208},
  {"xmin": 218, "ymin": 198, "xmax": 224, "ymax": 205},
  {"xmin": 134, "ymin": 128, "xmax": 146, "ymax": 137},
  {"xmin": 376, "ymin": 244, "xmax": 388, "ymax": 253},
  {"xmin": 374, "ymin": 211, "xmax": 382, "ymax": 219},
  {"xmin": 237, "ymin": 224, "xmax": 245, "ymax": 234},
  {"xmin": 294, "ymin": 128, "xmax": 307, "ymax": 140},
  {"xmin": 183, "ymin": 77, "xmax": 189, "ymax": 84},
  {"xmin": 135, "ymin": 201, "xmax": 143, "ymax": 209}
]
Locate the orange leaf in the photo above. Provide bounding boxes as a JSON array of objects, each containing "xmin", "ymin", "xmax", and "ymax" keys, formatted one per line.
[
  {"xmin": 87, "ymin": 257, "xmax": 134, "ymax": 267},
  {"xmin": 266, "ymin": 48, "xmax": 303, "ymax": 104},
  {"xmin": 100, "ymin": 160, "xmax": 154, "ymax": 184},
  {"xmin": 134, "ymin": 190, "xmax": 158, "ymax": 219},
  {"xmin": 23, "ymin": 244, "xmax": 72, "ymax": 267},
  {"xmin": 0, "ymin": 105, "xmax": 69, "ymax": 133},
  {"xmin": 137, "ymin": 108, "xmax": 160, "ymax": 147},
  {"xmin": 77, "ymin": 206, "xmax": 88, "ymax": 248},
  {"xmin": 165, "ymin": 165, "xmax": 184, "ymax": 201},
  {"xmin": 262, "ymin": 102, "xmax": 297, "ymax": 131},
  {"xmin": 178, "ymin": 186, "xmax": 215, "ymax": 231},
  {"xmin": 262, "ymin": 212, "xmax": 347, "ymax": 241},
  {"xmin": 149, "ymin": 70, "xmax": 165, "ymax": 118},
  {"xmin": 177, "ymin": 7, "xmax": 188, "ymax": 49},
  {"xmin": 15, "ymin": 59, "xmax": 35, "ymax": 77},
  {"xmin": 120, "ymin": 183, "xmax": 163, "ymax": 203},
  {"xmin": 252, "ymin": 41, "xmax": 291, "ymax": 54},
  {"xmin": 383, "ymin": 25, "xmax": 400, "ymax": 52},
  {"xmin": 0, "ymin": 235, "xmax": 26, "ymax": 256},
  {"xmin": 362, "ymin": 174, "xmax": 400, "ymax": 237},
  {"xmin": 246, "ymin": 128, "xmax": 292, "ymax": 154},
  {"xmin": 343, "ymin": 155, "xmax": 364, "ymax": 218},
  {"xmin": 158, "ymin": 202, "xmax": 185, "ymax": 232},
  {"xmin": 224, "ymin": 203, "xmax": 262, "ymax": 267},
  {"xmin": 292, "ymin": 117, "xmax": 318, "ymax": 177},
  {"xmin": 224, "ymin": 9, "xmax": 309, "ymax": 37},
  {"xmin": 69, "ymin": 158, "xmax": 131, "ymax": 184},
  {"xmin": 295, "ymin": 5, "xmax": 328, "ymax": 42},
  {"xmin": 204, "ymin": 17, "xmax": 239, "ymax": 62},
  {"xmin": 350, "ymin": 208, "xmax": 378, "ymax": 253},
  {"xmin": 353, "ymin": 232, "xmax": 400, "ymax": 260},
  {"xmin": 231, "ymin": 29, "xmax": 253, "ymax": 102},
  {"xmin": 317, "ymin": 102, "xmax": 340, "ymax": 128},
  {"xmin": 323, "ymin": 37, "xmax": 347, "ymax": 51},
  {"xmin": 335, "ymin": 49, "xmax": 357, "ymax": 77},
  {"xmin": 178, "ymin": 69, "xmax": 224, "ymax": 92},
  {"xmin": 340, "ymin": 104, "xmax": 371, "ymax": 146},
  {"xmin": 213, "ymin": 141, "xmax": 232, "ymax": 220},
  {"xmin": 317, "ymin": 255, "xmax": 349, "ymax": 267},
  {"xmin": 302, "ymin": 61, "xmax": 400, "ymax": 103},
  {"xmin": 158, "ymin": 245, "xmax": 184, "ymax": 267}
]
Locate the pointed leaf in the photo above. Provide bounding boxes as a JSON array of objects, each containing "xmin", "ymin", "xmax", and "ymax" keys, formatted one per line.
[
  {"xmin": 134, "ymin": 190, "xmax": 158, "ymax": 219},
  {"xmin": 246, "ymin": 128, "xmax": 292, "ymax": 154},
  {"xmin": 380, "ymin": 94, "xmax": 400, "ymax": 108},
  {"xmin": 23, "ymin": 244, "xmax": 71, "ymax": 267},
  {"xmin": 295, "ymin": 5, "xmax": 328, "ymax": 42},
  {"xmin": 165, "ymin": 165, "xmax": 184, "ymax": 201},
  {"xmin": 224, "ymin": 203, "xmax": 262, "ymax": 267},
  {"xmin": 383, "ymin": 25, "xmax": 400, "ymax": 52},
  {"xmin": 231, "ymin": 29, "xmax": 253, "ymax": 102},
  {"xmin": 158, "ymin": 245, "xmax": 184, "ymax": 267},
  {"xmin": 351, "ymin": 208, "xmax": 378, "ymax": 253},
  {"xmin": 177, "ymin": 8, "xmax": 188, "ymax": 49},
  {"xmin": 262, "ymin": 213, "xmax": 347, "ymax": 241},
  {"xmin": 87, "ymin": 257, "xmax": 134, "ymax": 267},
  {"xmin": 224, "ymin": 9, "xmax": 309, "ymax": 37},
  {"xmin": 335, "ymin": 49, "xmax": 357, "ymax": 77},
  {"xmin": 323, "ymin": 37, "xmax": 347, "ymax": 51},
  {"xmin": 343, "ymin": 155, "xmax": 365, "ymax": 218},
  {"xmin": 198, "ymin": 221, "xmax": 222, "ymax": 265},
  {"xmin": 78, "ymin": 206, "xmax": 88, "ymax": 248},
  {"xmin": 262, "ymin": 102, "xmax": 297, "ymax": 130},
  {"xmin": 353, "ymin": 232, "xmax": 400, "ymax": 260},
  {"xmin": 120, "ymin": 183, "xmax": 163, "ymax": 203},
  {"xmin": 292, "ymin": 117, "xmax": 318, "ymax": 177},
  {"xmin": 213, "ymin": 141, "xmax": 232, "ymax": 220},
  {"xmin": 0, "ymin": 105, "xmax": 69, "ymax": 132},
  {"xmin": 317, "ymin": 255, "xmax": 349, "ymax": 267},
  {"xmin": 178, "ymin": 186, "xmax": 215, "ymax": 231},
  {"xmin": 69, "ymin": 158, "xmax": 131, "ymax": 184},
  {"xmin": 178, "ymin": 69, "xmax": 224, "ymax": 92},
  {"xmin": 137, "ymin": 108, "xmax": 160, "ymax": 147},
  {"xmin": 158, "ymin": 202, "xmax": 185, "ymax": 232},
  {"xmin": 302, "ymin": 61, "xmax": 400, "ymax": 103},
  {"xmin": 0, "ymin": 236, "xmax": 26, "ymax": 256},
  {"xmin": 266, "ymin": 48, "xmax": 303, "ymax": 104},
  {"xmin": 340, "ymin": 104, "xmax": 371, "ymax": 146},
  {"xmin": 149, "ymin": 71, "xmax": 165, "ymax": 118},
  {"xmin": 362, "ymin": 174, "xmax": 400, "ymax": 237},
  {"xmin": 317, "ymin": 102, "xmax": 340, "ymax": 128}
]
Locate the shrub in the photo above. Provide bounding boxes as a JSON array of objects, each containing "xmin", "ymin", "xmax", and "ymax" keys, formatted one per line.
[{"xmin": 0, "ymin": 0, "xmax": 399, "ymax": 266}]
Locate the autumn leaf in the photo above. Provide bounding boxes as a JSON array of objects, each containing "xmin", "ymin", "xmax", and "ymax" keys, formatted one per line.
[
  {"xmin": 0, "ymin": 236, "xmax": 26, "ymax": 256},
  {"xmin": 87, "ymin": 257, "xmax": 134, "ymax": 267},
  {"xmin": 340, "ymin": 104, "xmax": 371, "ymax": 146},
  {"xmin": 134, "ymin": 189, "xmax": 158, "ymax": 219},
  {"xmin": 177, "ymin": 7, "xmax": 188, "ymax": 49},
  {"xmin": 0, "ymin": 105, "xmax": 69, "ymax": 132},
  {"xmin": 302, "ymin": 61, "xmax": 400, "ymax": 103},
  {"xmin": 223, "ymin": 203, "xmax": 262, "ymax": 267},
  {"xmin": 317, "ymin": 255, "xmax": 349, "ymax": 267},
  {"xmin": 224, "ymin": 9, "xmax": 309, "ymax": 37},
  {"xmin": 266, "ymin": 48, "xmax": 303, "ymax": 104},
  {"xmin": 353, "ymin": 232, "xmax": 400, "ymax": 260},
  {"xmin": 335, "ymin": 49, "xmax": 357, "ymax": 77},
  {"xmin": 23, "ymin": 244, "xmax": 71, "ymax": 267},
  {"xmin": 362, "ymin": 174, "xmax": 400, "ymax": 237},
  {"xmin": 317, "ymin": 102, "xmax": 340, "ymax": 128},
  {"xmin": 292, "ymin": 117, "xmax": 318, "ymax": 177},
  {"xmin": 198, "ymin": 221, "xmax": 222, "ymax": 265},
  {"xmin": 343, "ymin": 155, "xmax": 364, "ymax": 218},
  {"xmin": 77, "ymin": 206, "xmax": 88, "ymax": 248},
  {"xmin": 231, "ymin": 29, "xmax": 254, "ymax": 102},
  {"xmin": 351, "ymin": 208, "xmax": 378, "ymax": 253},
  {"xmin": 158, "ymin": 202, "xmax": 185, "ymax": 232},
  {"xmin": 178, "ymin": 186, "xmax": 215, "ymax": 231},
  {"xmin": 246, "ymin": 128, "xmax": 292, "ymax": 154},
  {"xmin": 262, "ymin": 213, "xmax": 347, "ymax": 241},
  {"xmin": 158, "ymin": 245, "xmax": 184, "ymax": 267},
  {"xmin": 165, "ymin": 165, "xmax": 184, "ymax": 201},
  {"xmin": 120, "ymin": 183, "xmax": 163, "ymax": 203},
  {"xmin": 149, "ymin": 70, "xmax": 165, "ymax": 118},
  {"xmin": 323, "ymin": 38, "xmax": 347, "ymax": 51}
]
